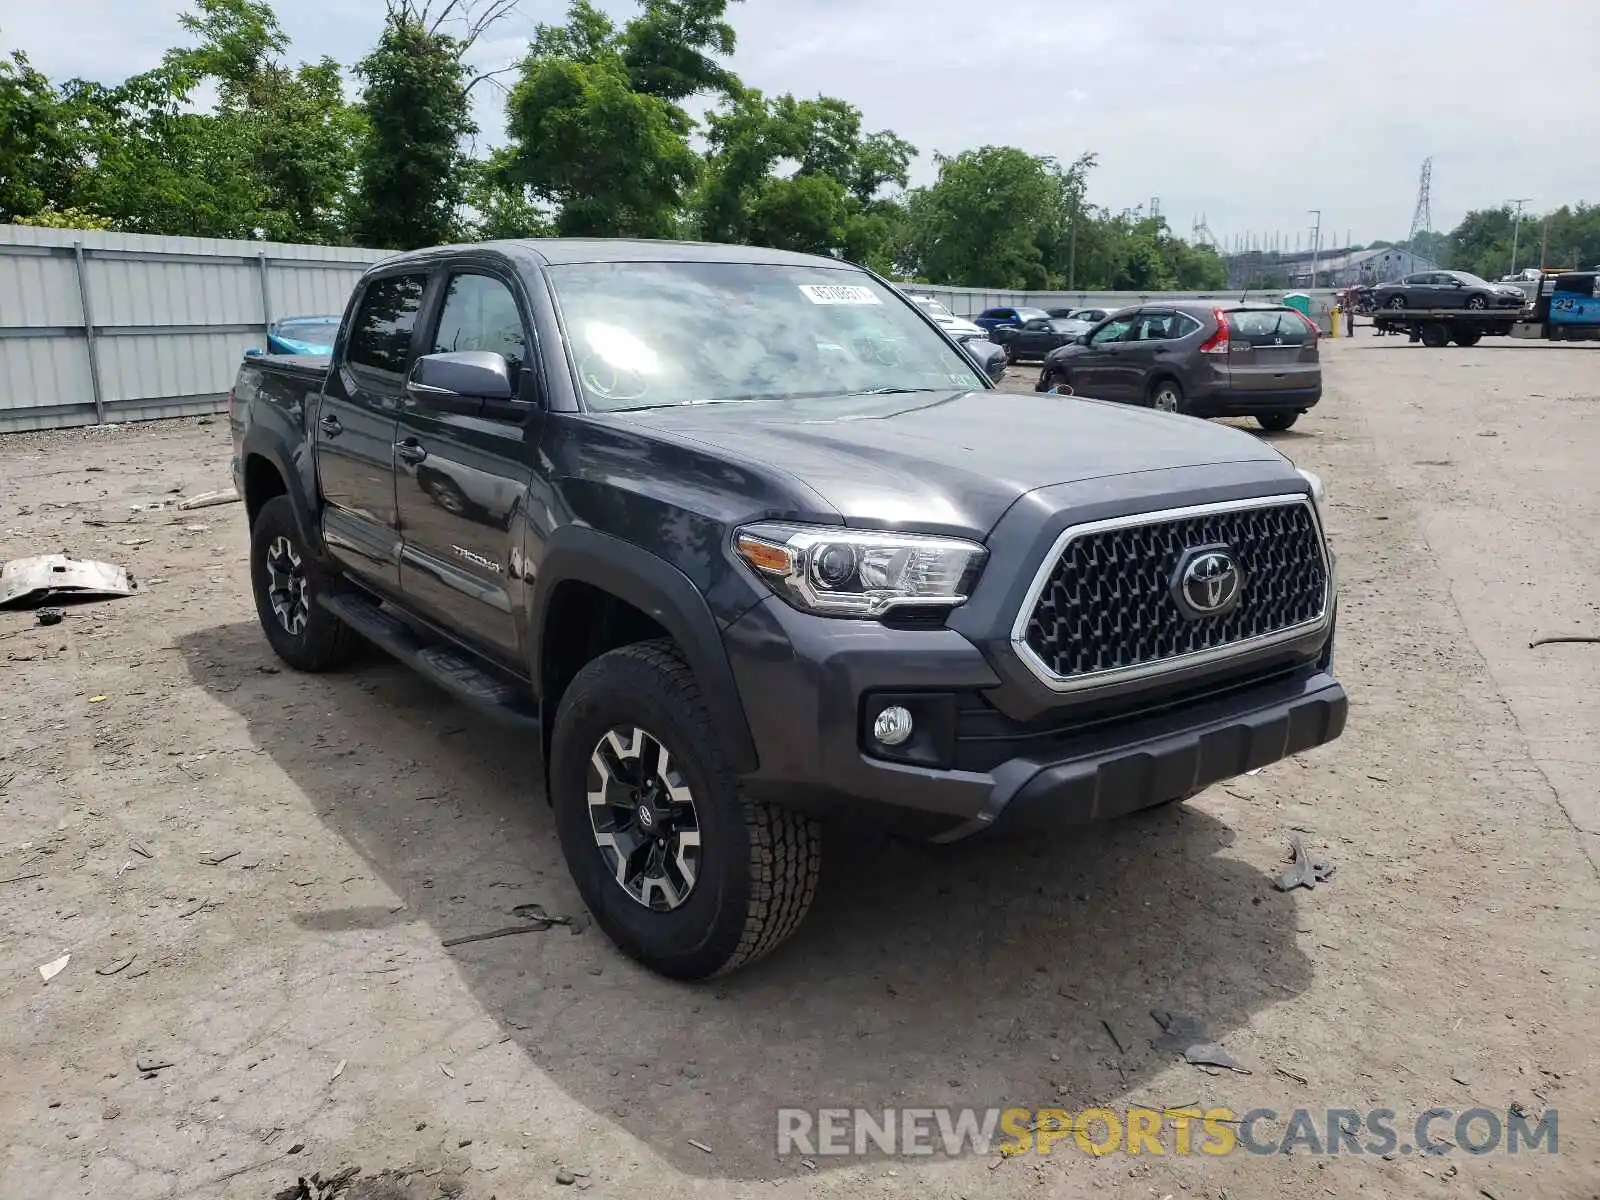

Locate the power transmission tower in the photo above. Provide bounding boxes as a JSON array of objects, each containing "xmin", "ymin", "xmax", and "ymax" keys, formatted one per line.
[
  {"xmin": 1506, "ymin": 198, "xmax": 1532, "ymax": 276},
  {"xmin": 1408, "ymin": 158, "xmax": 1433, "ymax": 251},
  {"xmin": 1308, "ymin": 210, "xmax": 1322, "ymax": 287}
]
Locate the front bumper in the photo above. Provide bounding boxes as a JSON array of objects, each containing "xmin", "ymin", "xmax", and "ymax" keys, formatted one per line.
[{"xmin": 723, "ymin": 595, "xmax": 1346, "ymax": 841}]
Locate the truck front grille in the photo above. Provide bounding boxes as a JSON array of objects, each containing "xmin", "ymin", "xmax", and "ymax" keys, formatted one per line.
[{"xmin": 1016, "ymin": 496, "xmax": 1330, "ymax": 690}]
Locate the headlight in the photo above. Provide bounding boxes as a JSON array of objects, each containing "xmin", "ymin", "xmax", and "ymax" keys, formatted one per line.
[
  {"xmin": 733, "ymin": 523, "xmax": 987, "ymax": 617},
  {"xmin": 1296, "ymin": 468, "xmax": 1326, "ymax": 512}
]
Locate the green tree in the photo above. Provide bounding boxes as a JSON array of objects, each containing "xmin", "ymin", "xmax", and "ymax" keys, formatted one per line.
[
  {"xmin": 502, "ymin": 0, "xmax": 738, "ymax": 238},
  {"xmin": 0, "ymin": 50, "xmax": 81, "ymax": 221},
  {"xmin": 349, "ymin": 1, "xmax": 477, "ymax": 249},
  {"xmin": 905, "ymin": 147, "xmax": 1072, "ymax": 289}
]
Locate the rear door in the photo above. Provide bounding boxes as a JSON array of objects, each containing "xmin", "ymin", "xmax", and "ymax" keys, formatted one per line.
[
  {"xmin": 395, "ymin": 262, "xmax": 537, "ymax": 664},
  {"xmin": 315, "ymin": 270, "xmax": 430, "ymax": 590},
  {"xmin": 1223, "ymin": 308, "xmax": 1319, "ymax": 396}
]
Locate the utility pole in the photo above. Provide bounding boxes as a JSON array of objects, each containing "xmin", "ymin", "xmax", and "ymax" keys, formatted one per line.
[
  {"xmin": 1308, "ymin": 210, "xmax": 1322, "ymax": 288},
  {"xmin": 1507, "ymin": 198, "xmax": 1532, "ymax": 276},
  {"xmin": 1068, "ymin": 219, "xmax": 1078, "ymax": 290}
]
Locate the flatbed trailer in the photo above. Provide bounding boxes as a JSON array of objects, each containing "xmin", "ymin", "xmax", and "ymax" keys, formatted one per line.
[
  {"xmin": 1369, "ymin": 270, "xmax": 1600, "ymax": 346},
  {"xmin": 1369, "ymin": 308, "xmax": 1527, "ymax": 347}
]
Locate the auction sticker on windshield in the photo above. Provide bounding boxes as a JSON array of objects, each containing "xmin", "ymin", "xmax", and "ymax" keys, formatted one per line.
[{"xmin": 799, "ymin": 284, "xmax": 882, "ymax": 305}]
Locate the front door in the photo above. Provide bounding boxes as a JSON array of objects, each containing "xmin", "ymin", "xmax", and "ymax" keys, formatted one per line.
[
  {"xmin": 1073, "ymin": 311, "xmax": 1137, "ymax": 399},
  {"xmin": 1113, "ymin": 309, "xmax": 1179, "ymax": 401},
  {"xmin": 314, "ymin": 271, "xmax": 429, "ymax": 591},
  {"xmin": 395, "ymin": 268, "xmax": 536, "ymax": 665}
]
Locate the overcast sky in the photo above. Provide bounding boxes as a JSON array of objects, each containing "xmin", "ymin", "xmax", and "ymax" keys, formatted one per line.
[{"xmin": 8, "ymin": 0, "xmax": 1597, "ymax": 248}]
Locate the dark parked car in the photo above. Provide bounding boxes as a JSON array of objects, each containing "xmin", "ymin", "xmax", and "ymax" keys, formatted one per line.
[
  {"xmin": 994, "ymin": 316, "xmax": 1092, "ymax": 363},
  {"xmin": 1373, "ymin": 271, "xmax": 1527, "ymax": 312},
  {"xmin": 1047, "ymin": 307, "xmax": 1109, "ymax": 323},
  {"xmin": 972, "ymin": 305, "xmax": 1051, "ymax": 335},
  {"xmin": 1037, "ymin": 302, "xmax": 1322, "ymax": 432},
  {"xmin": 230, "ymin": 240, "xmax": 1345, "ymax": 979}
]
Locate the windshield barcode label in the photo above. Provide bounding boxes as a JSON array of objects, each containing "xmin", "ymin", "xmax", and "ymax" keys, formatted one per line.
[{"xmin": 799, "ymin": 284, "xmax": 881, "ymax": 306}]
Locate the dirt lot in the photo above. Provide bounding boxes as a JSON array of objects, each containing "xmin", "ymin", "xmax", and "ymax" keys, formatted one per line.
[{"xmin": 2, "ymin": 332, "xmax": 1597, "ymax": 1200}]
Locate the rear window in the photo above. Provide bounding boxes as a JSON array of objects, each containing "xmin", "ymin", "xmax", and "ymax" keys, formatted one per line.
[{"xmin": 1226, "ymin": 308, "xmax": 1312, "ymax": 344}]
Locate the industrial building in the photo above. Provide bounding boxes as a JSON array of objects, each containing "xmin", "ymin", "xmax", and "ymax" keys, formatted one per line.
[{"xmin": 1225, "ymin": 245, "xmax": 1440, "ymax": 290}]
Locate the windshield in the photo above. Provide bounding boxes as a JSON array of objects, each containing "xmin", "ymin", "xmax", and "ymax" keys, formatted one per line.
[
  {"xmin": 274, "ymin": 318, "xmax": 339, "ymax": 344},
  {"xmin": 547, "ymin": 261, "xmax": 987, "ymax": 412},
  {"xmin": 1070, "ymin": 309, "xmax": 1105, "ymax": 322}
]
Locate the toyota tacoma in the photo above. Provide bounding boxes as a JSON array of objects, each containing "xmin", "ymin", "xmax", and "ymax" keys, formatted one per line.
[{"xmin": 229, "ymin": 239, "xmax": 1347, "ymax": 980}]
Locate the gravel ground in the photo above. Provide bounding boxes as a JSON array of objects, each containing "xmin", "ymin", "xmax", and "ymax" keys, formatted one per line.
[{"xmin": 1, "ymin": 332, "xmax": 1597, "ymax": 1199}]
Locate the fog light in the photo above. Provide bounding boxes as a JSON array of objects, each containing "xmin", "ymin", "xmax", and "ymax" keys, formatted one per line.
[{"xmin": 872, "ymin": 705, "xmax": 915, "ymax": 746}]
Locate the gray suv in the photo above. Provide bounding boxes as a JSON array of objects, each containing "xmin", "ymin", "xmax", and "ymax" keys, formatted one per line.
[{"xmin": 1036, "ymin": 302, "xmax": 1323, "ymax": 432}]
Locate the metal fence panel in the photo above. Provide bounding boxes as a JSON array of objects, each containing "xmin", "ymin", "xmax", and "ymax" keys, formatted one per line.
[{"xmin": 0, "ymin": 225, "xmax": 391, "ymax": 432}]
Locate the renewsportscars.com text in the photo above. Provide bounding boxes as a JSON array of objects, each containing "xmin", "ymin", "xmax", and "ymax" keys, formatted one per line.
[{"xmin": 776, "ymin": 1106, "xmax": 1557, "ymax": 1158}]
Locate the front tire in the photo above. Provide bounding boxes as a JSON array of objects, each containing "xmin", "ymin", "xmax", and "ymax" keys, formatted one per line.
[
  {"xmin": 1386, "ymin": 295, "xmax": 1407, "ymax": 310},
  {"xmin": 1465, "ymin": 294, "xmax": 1488, "ymax": 311},
  {"xmin": 249, "ymin": 495, "xmax": 361, "ymax": 672},
  {"xmin": 550, "ymin": 642, "xmax": 822, "ymax": 980},
  {"xmin": 1256, "ymin": 411, "xmax": 1300, "ymax": 432}
]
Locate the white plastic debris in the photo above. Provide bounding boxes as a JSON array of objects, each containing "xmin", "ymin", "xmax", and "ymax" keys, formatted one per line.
[
  {"xmin": 39, "ymin": 953, "xmax": 71, "ymax": 983},
  {"xmin": 0, "ymin": 555, "xmax": 137, "ymax": 608}
]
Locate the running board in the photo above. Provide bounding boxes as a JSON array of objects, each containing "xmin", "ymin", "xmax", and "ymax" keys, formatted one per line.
[{"xmin": 319, "ymin": 593, "xmax": 541, "ymax": 731}]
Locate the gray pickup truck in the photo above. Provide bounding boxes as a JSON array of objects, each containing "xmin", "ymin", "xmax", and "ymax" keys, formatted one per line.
[{"xmin": 230, "ymin": 239, "xmax": 1348, "ymax": 979}]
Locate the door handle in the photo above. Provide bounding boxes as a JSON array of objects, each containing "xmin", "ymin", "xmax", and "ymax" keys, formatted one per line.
[
  {"xmin": 394, "ymin": 438, "xmax": 428, "ymax": 466},
  {"xmin": 318, "ymin": 414, "xmax": 342, "ymax": 437}
]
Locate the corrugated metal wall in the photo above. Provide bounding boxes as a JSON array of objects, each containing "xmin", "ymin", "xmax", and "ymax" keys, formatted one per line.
[
  {"xmin": 0, "ymin": 223, "xmax": 1346, "ymax": 433},
  {"xmin": 0, "ymin": 226, "xmax": 391, "ymax": 433}
]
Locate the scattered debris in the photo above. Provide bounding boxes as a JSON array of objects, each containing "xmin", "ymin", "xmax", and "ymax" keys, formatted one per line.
[
  {"xmin": 0, "ymin": 872, "xmax": 43, "ymax": 886},
  {"xmin": 176, "ymin": 896, "xmax": 212, "ymax": 918},
  {"xmin": 329, "ymin": 1059, "xmax": 346, "ymax": 1082},
  {"xmin": 687, "ymin": 1139, "xmax": 713, "ymax": 1154},
  {"xmin": 135, "ymin": 1055, "xmax": 174, "ymax": 1073},
  {"xmin": 38, "ymin": 953, "xmax": 71, "ymax": 982},
  {"xmin": 271, "ymin": 1164, "xmax": 363, "ymax": 1200},
  {"xmin": 36, "ymin": 607, "xmax": 63, "ymax": 627},
  {"xmin": 1274, "ymin": 1066, "xmax": 1310, "ymax": 1086},
  {"xmin": 443, "ymin": 904, "xmax": 573, "ymax": 947},
  {"xmin": 96, "ymin": 956, "xmax": 136, "ymax": 976},
  {"xmin": 89, "ymin": 696, "xmax": 107, "ymax": 704},
  {"xmin": 1185, "ymin": 1043, "xmax": 1251, "ymax": 1074},
  {"xmin": 177, "ymin": 489, "xmax": 240, "ymax": 511},
  {"xmin": 129, "ymin": 840, "xmax": 154, "ymax": 859},
  {"xmin": 199, "ymin": 850, "xmax": 239, "ymax": 866},
  {"xmin": 103, "ymin": 1105, "xmax": 121, "ymax": 1120},
  {"xmin": 1275, "ymin": 835, "xmax": 1336, "ymax": 892},
  {"xmin": 1529, "ymin": 635, "xmax": 1600, "ymax": 648},
  {"xmin": 287, "ymin": 1143, "xmax": 305, "ymax": 1155},
  {"xmin": 439, "ymin": 1063, "xmax": 455, "ymax": 1079},
  {"xmin": 0, "ymin": 554, "xmax": 138, "ymax": 609},
  {"xmin": 556, "ymin": 1168, "xmax": 576, "ymax": 1185},
  {"xmin": 1100, "ymin": 1019, "xmax": 1126, "ymax": 1055}
]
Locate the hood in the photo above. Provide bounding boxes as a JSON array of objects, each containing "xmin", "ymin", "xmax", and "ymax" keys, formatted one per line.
[
  {"xmin": 625, "ymin": 389, "xmax": 1286, "ymax": 539},
  {"xmin": 935, "ymin": 314, "xmax": 986, "ymax": 336}
]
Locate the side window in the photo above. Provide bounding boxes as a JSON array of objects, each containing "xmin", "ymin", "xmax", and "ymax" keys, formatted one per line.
[
  {"xmin": 1172, "ymin": 313, "xmax": 1203, "ymax": 337},
  {"xmin": 346, "ymin": 274, "xmax": 428, "ymax": 376},
  {"xmin": 431, "ymin": 273, "xmax": 527, "ymax": 372},
  {"xmin": 1090, "ymin": 316, "xmax": 1135, "ymax": 345},
  {"xmin": 979, "ymin": 308, "xmax": 1004, "ymax": 320},
  {"xmin": 1134, "ymin": 312, "xmax": 1175, "ymax": 340},
  {"xmin": 1023, "ymin": 318, "xmax": 1050, "ymax": 331}
]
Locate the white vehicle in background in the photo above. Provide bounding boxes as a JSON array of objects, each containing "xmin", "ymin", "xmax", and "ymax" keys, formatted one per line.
[{"xmin": 904, "ymin": 292, "xmax": 987, "ymax": 341}]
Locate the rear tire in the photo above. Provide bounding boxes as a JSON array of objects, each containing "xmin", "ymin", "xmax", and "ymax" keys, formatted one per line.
[
  {"xmin": 1420, "ymin": 322, "xmax": 1451, "ymax": 348},
  {"xmin": 550, "ymin": 641, "xmax": 822, "ymax": 980},
  {"xmin": 1386, "ymin": 295, "xmax": 1407, "ymax": 310},
  {"xmin": 1149, "ymin": 377, "xmax": 1185, "ymax": 414},
  {"xmin": 1452, "ymin": 330, "xmax": 1483, "ymax": 347},
  {"xmin": 1004, "ymin": 341, "xmax": 1018, "ymax": 365},
  {"xmin": 249, "ymin": 495, "xmax": 362, "ymax": 672},
  {"xmin": 1465, "ymin": 294, "xmax": 1488, "ymax": 311},
  {"xmin": 1256, "ymin": 411, "xmax": 1300, "ymax": 432}
]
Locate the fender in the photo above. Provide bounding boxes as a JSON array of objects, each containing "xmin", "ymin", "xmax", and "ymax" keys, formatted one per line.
[
  {"xmin": 531, "ymin": 525, "xmax": 759, "ymax": 774},
  {"xmin": 240, "ymin": 414, "xmax": 327, "ymax": 559}
]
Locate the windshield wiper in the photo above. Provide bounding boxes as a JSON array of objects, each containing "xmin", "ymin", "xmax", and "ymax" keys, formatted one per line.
[{"xmin": 848, "ymin": 386, "xmax": 941, "ymax": 396}]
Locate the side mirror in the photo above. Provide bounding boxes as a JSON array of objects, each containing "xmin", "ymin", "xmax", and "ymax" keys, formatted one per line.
[
  {"xmin": 244, "ymin": 347, "xmax": 263, "ymax": 358},
  {"xmin": 968, "ymin": 339, "xmax": 1007, "ymax": 385},
  {"xmin": 406, "ymin": 351, "xmax": 518, "ymax": 416},
  {"xmin": 1075, "ymin": 334, "xmax": 1091, "ymax": 346}
]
